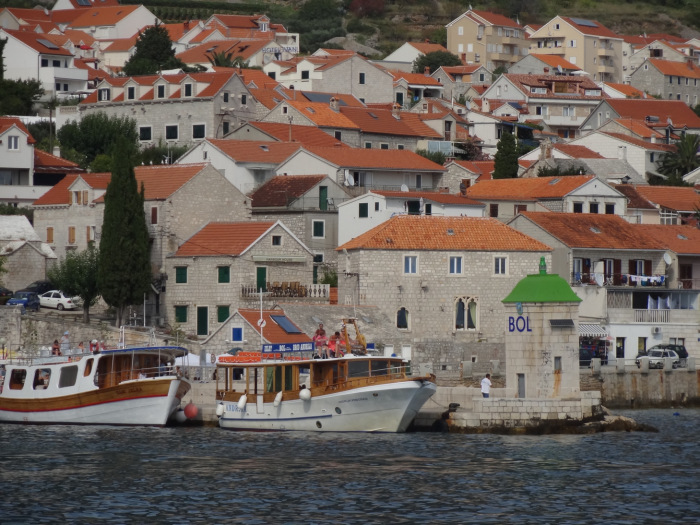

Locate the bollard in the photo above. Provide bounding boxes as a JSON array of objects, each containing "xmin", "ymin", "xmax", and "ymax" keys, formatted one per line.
[
  {"xmin": 590, "ymin": 358, "xmax": 601, "ymax": 373},
  {"xmin": 638, "ymin": 356, "xmax": 650, "ymax": 372},
  {"xmin": 461, "ymin": 361, "xmax": 473, "ymax": 379},
  {"xmin": 687, "ymin": 357, "xmax": 696, "ymax": 372}
]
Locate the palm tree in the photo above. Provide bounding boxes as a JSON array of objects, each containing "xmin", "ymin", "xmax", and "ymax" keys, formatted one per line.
[
  {"xmin": 656, "ymin": 133, "xmax": 700, "ymax": 185},
  {"xmin": 206, "ymin": 50, "xmax": 248, "ymax": 69}
]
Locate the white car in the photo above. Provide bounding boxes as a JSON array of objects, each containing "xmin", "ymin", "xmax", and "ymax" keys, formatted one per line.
[{"xmin": 39, "ymin": 290, "xmax": 79, "ymax": 311}]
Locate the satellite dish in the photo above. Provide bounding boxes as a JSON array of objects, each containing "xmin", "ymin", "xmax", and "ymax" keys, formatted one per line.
[
  {"xmin": 594, "ymin": 273, "xmax": 604, "ymax": 287},
  {"xmin": 663, "ymin": 253, "xmax": 672, "ymax": 265},
  {"xmin": 400, "ymin": 184, "xmax": 409, "ymax": 192},
  {"xmin": 557, "ymin": 65, "xmax": 563, "ymax": 74},
  {"xmin": 344, "ymin": 171, "xmax": 354, "ymax": 186}
]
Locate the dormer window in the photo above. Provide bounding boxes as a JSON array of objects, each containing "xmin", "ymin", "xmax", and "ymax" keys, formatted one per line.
[
  {"xmin": 8, "ymin": 136, "xmax": 19, "ymax": 150},
  {"xmin": 301, "ymin": 70, "xmax": 310, "ymax": 80},
  {"xmin": 127, "ymin": 86, "xmax": 135, "ymax": 100},
  {"xmin": 184, "ymin": 83, "xmax": 193, "ymax": 97},
  {"xmin": 157, "ymin": 85, "xmax": 165, "ymax": 99},
  {"xmin": 98, "ymin": 88, "xmax": 110, "ymax": 101}
]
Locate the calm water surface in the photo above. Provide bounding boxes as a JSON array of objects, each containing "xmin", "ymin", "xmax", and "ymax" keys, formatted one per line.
[{"xmin": 1, "ymin": 408, "xmax": 699, "ymax": 524}]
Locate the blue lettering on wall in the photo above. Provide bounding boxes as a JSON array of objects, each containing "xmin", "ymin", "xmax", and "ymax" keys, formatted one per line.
[{"xmin": 507, "ymin": 316, "xmax": 532, "ymax": 333}]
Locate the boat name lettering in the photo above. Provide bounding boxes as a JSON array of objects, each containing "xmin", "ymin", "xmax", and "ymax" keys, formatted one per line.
[
  {"xmin": 339, "ymin": 397, "xmax": 368, "ymax": 403},
  {"xmin": 263, "ymin": 342, "xmax": 314, "ymax": 353}
]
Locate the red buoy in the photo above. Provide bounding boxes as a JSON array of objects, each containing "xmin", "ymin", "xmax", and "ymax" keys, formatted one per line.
[{"xmin": 184, "ymin": 402, "xmax": 199, "ymax": 419}]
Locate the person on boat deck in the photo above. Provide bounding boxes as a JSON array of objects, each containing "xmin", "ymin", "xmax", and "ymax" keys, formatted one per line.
[
  {"xmin": 51, "ymin": 339, "xmax": 61, "ymax": 356},
  {"xmin": 90, "ymin": 340, "xmax": 98, "ymax": 354},
  {"xmin": 77, "ymin": 341, "xmax": 85, "ymax": 353},
  {"xmin": 313, "ymin": 323, "xmax": 328, "ymax": 346},
  {"xmin": 159, "ymin": 361, "xmax": 166, "ymax": 376},
  {"xmin": 60, "ymin": 331, "xmax": 70, "ymax": 354}
]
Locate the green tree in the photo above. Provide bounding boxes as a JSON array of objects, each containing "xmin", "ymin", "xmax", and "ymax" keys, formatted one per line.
[
  {"xmin": 48, "ymin": 246, "xmax": 100, "ymax": 323},
  {"xmin": 415, "ymin": 149, "xmax": 446, "ymax": 165},
  {"xmin": 206, "ymin": 50, "xmax": 248, "ymax": 68},
  {"xmin": 90, "ymin": 154, "xmax": 112, "ymax": 173},
  {"xmin": 0, "ymin": 78, "xmax": 44, "ymax": 115},
  {"xmin": 57, "ymin": 113, "xmax": 138, "ymax": 168},
  {"xmin": 0, "ymin": 256, "xmax": 7, "ymax": 285},
  {"xmin": 493, "ymin": 131, "xmax": 519, "ymax": 179},
  {"xmin": 98, "ymin": 138, "xmax": 152, "ymax": 327},
  {"xmin": 537, "ymin": 164, "xmax": 586, "ymax": 177},
  {"xmin": 412, "ymin": 51, "xmax": 462, "ymax": 74},
  {"xmin": 656, "ymin": 133, "xmax": 699, "ymax": 185},
  {"xmin": 693, "ymin": 104, "xmax": 700, "ymax": 118},
  {"xmin": 123, "ymin": 23, "xmax": 186, "ymax": 76},
  {"xmin": 492, "ymin": 66, "xmax": 508, "ymax": 82}
]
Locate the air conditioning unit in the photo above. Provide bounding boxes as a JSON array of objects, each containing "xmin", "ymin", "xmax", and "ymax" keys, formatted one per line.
[
  {"xmin": 475, "ymin": 53, "xmax": 480, "ymax": 62},
  {"xmin": 652, "ymin": 326, "xmax": 661, "ymax": 334},
  {"xmin": 623, "ymin": 51, "xmax": 627, "ymax": 56},
  {"xmin": 623, "ymin": 66, "xmax": 627, "ymax": 70}
]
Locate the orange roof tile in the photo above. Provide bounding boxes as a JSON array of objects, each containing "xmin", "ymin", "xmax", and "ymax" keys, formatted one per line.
[
  {"xmin": 372, "ymin": 190, "xmax": 484, "ymax": 206},
  {"xmin": 600, "ymin": 132, "xmax": 675, "ymax": 152},
  {"xmin": 339, "ymin": 215, "xmax": 550, "ymax": 252},
  {"xmin": 237, "ymin": 308, "xmax": 312, "ymax": 344},
  {"xmin": 518, "ymin": 212, "xmax": 664, "ymax": 250},
  {"xmin": 207, "ymin": 140, "xmax": 302, "ymax": 163},
  {"xmin": 611, "ymin": 118, "xmax": 664, "ymax": 139},
  {"xmin": 469, "ymin": 10, "xmax": 523, "ymax": 29},
  {"xmin": 339, "ymin": 106, "xmax": 442, "ymax": 138},
  {"xmin": 302, "ymin": 146, "xmax": 446, "ymax": 171},
  {"xmin": 241, "ymin": 122, "xmax": 348, "ymax": 147},
  {"xmin": 248, "ymin": 87, "xmax": 286, "ymax": 109},
  {"xmin": 298, "ymin": 91, "xmax": 365, "ymax": 107},
  {"xmin": 70, "ymin": 6, "xmax": 141, "ymax": 28},
  {"xmin": 603, "ymin": 82, "xmax": 645, "ymax": 98},
  {"xmin": 466, "ymin": 175, "xmax": 595, "ymax": 201},
  {"xmin": 285, "ymin": 100, "xmax": 360, "ymax": 129},
  {"xmin": 636, "ymin": 224, "xmax": 700, "ymax": 254},
  {"xmin": 553, "ymin": 144, "xmax": 606, "ymax": 159},
  {"xmin": 606, "ymin": 99, "xmax": 700, "ymax": 129},
  {"xmin": 0, "ymin": 117, "xmax": 35, "ymax": 143},
  {"xmin": 613, "ymin": 184, "xmax": 657, "ymax": 210},
  {"xmin": 502, "ymin": 74, "xmax": 603, "ymax": 100},
  {"xmin": 452, "ymin": 160, "xmax": 495, "ymax": 179},
  {"xmin": 634, "ymin": 185, "xmax": 700, "ymax": 213},
  {"xmin": 250, "ymin": 175, "xmax": 326, "ymax": 207},
  {"xmin": 391, "ymin": 71, "xmax": 444, "ymax": 87},
  {"xmin": 33, "ymin": 173, "xmax": 110, "ymax": 206},
  {"xmin": 33, "ymin": 149, "xmax": 83, "ymax": 171},
  {"xmin": 528, "ymin": 53, "xmax": 581, "ymax": 71},
  {"xmin": 407, "ymin": 42, "xmax": 449, "ymax": 54},
  {"xmin": 1, "ymin": 29, "xmax": 73, "ymax": 56},
  {"xmin": 133, "ymin": 164, "xmax": 208, "ymax": 200},
  {"xmin": 648, "ymin": 58, "xmax": 700, "ymax": 79},
  {"xmin": 104, "ymin": 36, "xmax": 137, "ymax": 52},
  {"xmin": 175, "ymin": 221, "xmax": 276, "ymax": 256},
  {"xmin": 176, "ymin": 39, "xmax": 269, "ymax": 64},
  {"xmin": 559, "ymin": 17, "xmax": 620, "ymax": 39}
]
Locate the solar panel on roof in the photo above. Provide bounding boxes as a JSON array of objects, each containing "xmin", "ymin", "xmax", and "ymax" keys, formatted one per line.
[
  {"xmin": 570, "ymin": 17, "xmax": 597, "ymax": 27},
  {"xmin": 38, "ymin": 39, "xmax": 60, "ymax": 50},
  {"xmin": 303, "ymin": 92, "xmax": 347, "ymax": 105},
  {"xmin": 271, "ymin": 315, "xmax": 302, "ymax": 334}
]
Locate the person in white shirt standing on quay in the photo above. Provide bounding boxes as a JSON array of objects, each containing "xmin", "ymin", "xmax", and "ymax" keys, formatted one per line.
[{"xmin": 481, "ymin": 373, "xmax": 492, "ymax": 398}]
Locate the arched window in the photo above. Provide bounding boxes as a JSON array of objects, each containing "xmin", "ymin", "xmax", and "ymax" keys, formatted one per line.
[
  {"xmin": 397, "ymin": 307, "xmax": 409, "ymax": 330},
  {"xmin": 455, "ymin": 297, "xmax": 478, "ymax": 330}
]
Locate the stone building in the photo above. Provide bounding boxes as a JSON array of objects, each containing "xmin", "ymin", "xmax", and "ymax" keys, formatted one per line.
[
  {"xmin": 164, "ymin": 220, "xmax": 318, "ymax": 337},
  {"xmin": 629, "ymin": 58, "xmax": 700, "ymax": 107},
  {"xmin": 0, "ymin": 216, "xmax": 57, "ymax": 291},
  {"xmin": 336, "ymin": 215, "xmax": 552, "ymax": 372}
]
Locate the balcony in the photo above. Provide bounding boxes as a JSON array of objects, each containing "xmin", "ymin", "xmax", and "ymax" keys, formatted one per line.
[
  {"xmin": 597, "ymin": 65, "xmax": 616, "ymax": 74},
  {"xmin": 542, "ymin": 114, "xmax": 587, "ymax": 127},
  {"xmin": 597, "ymin": 47, "xmax": 614, "ymax": 57},
  {"xmin": 241, "ymin": 282, "xmax": 329, "ymax": 299},
  {"xmin": 571, "ymin": 272, "xmax": 668, "ymax": 288}
]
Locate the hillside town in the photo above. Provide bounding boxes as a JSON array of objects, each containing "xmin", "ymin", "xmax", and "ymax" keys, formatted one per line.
[{"xmin": 1, "ymin": 1, "xmax": 699, "ymax": 389}]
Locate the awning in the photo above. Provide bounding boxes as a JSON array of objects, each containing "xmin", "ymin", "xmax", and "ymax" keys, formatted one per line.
[{"xmin": 578, "ymin": 324, "xmax": 608, "ymax": 337}]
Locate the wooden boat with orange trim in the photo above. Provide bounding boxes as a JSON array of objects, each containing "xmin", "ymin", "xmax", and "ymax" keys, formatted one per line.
[{"xmin": 0, "ymin": 346, "xmax": 191, "ymax": 426}]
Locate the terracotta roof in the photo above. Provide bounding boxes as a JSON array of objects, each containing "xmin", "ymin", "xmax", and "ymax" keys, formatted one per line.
[
  {"xmin": 501, "ymin": 74, "xmax": 603, "ymax": 100},
  {"xmin": 606, "ymin": 99, "xmax": 700, "ymax": 129},
  {"xmin": 250, "ymin": 175, "xmax": 326, "ymax": 207},
  {"xmin": 174, "ymin": 221, "xmax": 275, "ymax": 256},
  {"xmin": 0, "ymin": 117, "xmax": 34, "ymax": 143},
  {"xmin": 237, "ymin": 308, "xmax": 312, "ymax": 344},
  {"xmin": 470, "ymin": 10, "xmax": 522, "ymax": 29},
  {"xmin": 612, "ymin": 184, "xmax": 657, "ymax": 210},
  {"xmin": 634, "ymin": 185, "xmax": 700, "ymax": 212},
  {"xmin": 176, "ymin": 39, "xmax": 269, "ymax": 64},
  {"xmin": 339, "ymin": 106, "xmax": 442, "ymax": 138},
  {"xmin": 553, "ymin": 144, "xmax": 606, "ymax": 159},
  {"xmin": 599, "ymin": 132, "xmax": 675, "ymax": 152},
  {"xmin": 372, "ymin": 190, "xmax": 484, "ymax": 206},
  {"xmin": 1, "ymin": 29, "xmax": 73, "ymax": 56},
  {"xmin": 207, "ymin": 139, "xmax": 302, "ymax": 163},
  {"xmin": 611, "ymin": 118, "xmax": 665, "ymax": 139},
  {"xmin": 132, "ymin": 164, "xmax": 208, "ymax": 200},
  {"xmin": 528, "ymin": 54, "xmax": 581, "ymax": 71},
  {"xmin": 466, "ymin": 175, "xmax": 595, "ymax": 201},
  {"xmin": 302, "ymin": 146, "xmax": 446, "ymax": 171},
  {"xmin": 103, "ymin": 36, "xmax": 137, "ymax": 52},
  {"xmin": 451, "ymin": 160, "xmax": 495, "ymax": 180},
  {"xmin": 339, "ymin": 215, "xmax": 550, "ymax": 252},
  {"xmin": 407, "ymin": 42, "xmax": 449, "ymax": 54},
  {"xmin": 236, "ymin": 67, "xmax": 281, "ymax": 89},
  {"xmin": 559, "ymin": 17, "xmax": 620, "ymax": 39},
  {"xmin": 298, "ymin": 91, "xmax": 365, "ymax": 107},
  {"xmin": 241, "ymin": 122, "xmax": 348, "ymax": 147},
  {"xmin": 603, "ymin": 82, "xmax": 645, "ymax": 98},
  {"xmin": 391, "ymin": 71, "xmax": 444, "ymax": 87},
  {"xmin": 33, "ymin": 149, "xmax": 83, "ymax": 172},
  {"xmin": 636, "ymin": 224, "xmax": 700, "ymax": 254},
  {"xmin": 284, "ymin": 100, "xmax": 360, "ymax": 129},
  {"xmin": 648, "ymin": 58, "xmax": 700, "ymax": 79},
  {"xmin": 33, "ymin": 173, "xmax": 110, "ymax": 206},
  {"xmin": 439, "ymin": 65, "xmax": 483, "ymax": 81},
  {"xmin": 248, "ymin": 87, "xmax": 286, "ymax": 109},
  {"xmin": 70, "ymin": 6, "xmax": 141, "ymax": 28},
  {"xmin": 518, "ymin": 212, "xmax": 663, "ymax": 250}
]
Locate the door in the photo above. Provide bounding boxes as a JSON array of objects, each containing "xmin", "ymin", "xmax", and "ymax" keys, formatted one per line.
[
  {"xmin": 256, "ymin": 267, "xmax": 267, "ymax": 292},
  {"xmin": 616, "ymin": 337, "xmax": 625, "ymax": 359},
  {"xmin": 680, "ymin": 264, "xmax": 692, "ymax": 289},
  {"xmin": 517, "ymin": 373, "xmax": 525, "ymax": 398},
  {"xmin": 196, "ymin": 306, "xmax": 208, "ymax": 336},
  {"xmin": 319, "ymin": 186, "xmax": 328, "ymax": 211}
]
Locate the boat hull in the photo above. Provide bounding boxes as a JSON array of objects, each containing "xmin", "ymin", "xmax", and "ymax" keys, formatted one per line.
[
  {"xmin": 0, "ymin": 378, "xmax": 189, "ymax": 426},
  {"xmin": 218, "ymin": 379, "xmax": 436, "ymax": 432}
]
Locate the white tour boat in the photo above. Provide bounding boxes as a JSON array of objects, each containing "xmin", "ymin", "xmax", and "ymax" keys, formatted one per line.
[
  {"xmin": 215, "ymin": 319, "xmax": 436, "ymax": 432},
  {"xmin": 0, "ymin": 345, "xmax": 191, "ymax": 426}
]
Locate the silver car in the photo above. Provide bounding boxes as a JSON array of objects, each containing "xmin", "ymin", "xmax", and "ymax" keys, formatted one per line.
[
  {"xmin": 39, "ymin": 290, "xmax": 79, "ymax": 311},
  {"xmin": 637, "ymin": 349, "xmax": 680, "ymax": 369}
]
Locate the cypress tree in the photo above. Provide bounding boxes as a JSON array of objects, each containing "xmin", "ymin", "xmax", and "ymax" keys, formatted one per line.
[
  {"xmin": 493, "ymin": 131, "xmax": 519, "ymax": 179},
  {"xmin": 98, "ymin": 137, "xmax": 151, "ymax": 327}
]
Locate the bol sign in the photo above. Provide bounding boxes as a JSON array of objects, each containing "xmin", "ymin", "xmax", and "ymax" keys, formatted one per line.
[{"xmin": 508, "ymin": 315, "xmax": 532, "ymax": 333}]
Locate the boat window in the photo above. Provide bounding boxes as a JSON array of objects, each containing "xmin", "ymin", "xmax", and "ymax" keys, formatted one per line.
[
  {"xmin": 284, "ymin": 366, "xmax": 294, "ymax": 391},
  {"xmin": 371, "ymin": 360, "xmax": 389, "ymax": 376},
  {"xmin": 9, "ymin": 369, "xmax": 27, "ymax": 390},
  {"xmin": 83, "ymin": 358, "xmax": 93, "ymax": 377},
  {"xmin": 59, "ymin": 365, "xmax": 79, "ymax": 388},
  {"xmin": 348, "ymin": 360, "xmax": 369, "ymax": 378},
  {"xmin": 33, "ymin": 368, "xmax": 51, "ymax": 389}
]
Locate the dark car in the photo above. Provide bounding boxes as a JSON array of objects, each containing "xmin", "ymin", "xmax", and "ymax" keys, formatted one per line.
[
  {"xmin": 0, "ymin": 286, "xmax": 13, "ymax": 305},
  {"xmin": 19, "ymin": 280, "xmax": 55, "ymax": 295},
  {"xmin": 7, "ymin": 291, "xmax": 40, "ymax": 312}
]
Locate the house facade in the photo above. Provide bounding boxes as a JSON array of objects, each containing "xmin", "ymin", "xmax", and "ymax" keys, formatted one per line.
[
  {"xmin": 630, "ymin": 58, "xmax": 700, "ymax": 107},
  {"xmin": 0, "ymin": 216, "xmax": 57, "ymax": 291}
]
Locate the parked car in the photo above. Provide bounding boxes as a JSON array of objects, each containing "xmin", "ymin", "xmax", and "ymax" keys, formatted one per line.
[
  {"xmin": 39, "ymin": 290, "xmax": 79, "ymax": 311},
  {"xmin": 646, "ymin": 344, "xmax": 688, "ymax": 367},
  {"xmin": 0, "ymin": 286, "xmax": 13, "ymax": 305},
  {"xmin": 636, "ymin": 348, "xmax": 680, "ymax": 369},
  {"xmin": 7, "ymin": 291, "xmax": 40, "ymax": 312},
  {"xmin": 18, "ymin": 280, "xmax": 55, "ymax": 295}
]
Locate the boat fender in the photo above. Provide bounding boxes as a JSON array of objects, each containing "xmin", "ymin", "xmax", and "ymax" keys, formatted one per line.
[
  {"xmin": 184, "ymin": 402, "xmax": 199, "ymax": 419},
  {"xmin": 216, "ymin": 402, "xmax": 225, "ymax": 417},
  {"xmin": 174, "ymin": 409, "xmax": 187, "ymax": 424},
  {"xmin": 273, "ymin": 391, "xmax": 283, "ymax": 407},
  {"xmin": 237, "ymin": 394, "xmax": 247, "ymax": 410},
  {"xmin": 299, "ymin": 388, "xmax": 311, "ymax": 401}
]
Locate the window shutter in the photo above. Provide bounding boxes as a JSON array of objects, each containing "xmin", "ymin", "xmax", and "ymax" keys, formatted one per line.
[
  {"xmin": 628, "ymin": 260, "xmax": 635, "ymax": 275},
  {"xmin": 644, "ymin": 259, "xmax": 652, "ymax": 276},
  {"xmin": 613, "ymin": 259, "xmax": 622, "ymax": 285}
]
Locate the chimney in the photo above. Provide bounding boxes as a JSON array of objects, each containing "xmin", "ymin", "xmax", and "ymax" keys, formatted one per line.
[
  {"xmin": 424, "ymin": 66, "xmax": 430, "ymax": 76},
  {"xmin": 650, "ymin": 135, "xmax": 656, "ymax": 144},
  {"xmin": 392, "ymin": 102, "xmax": 401, "ymax": 119},
  {"xmin": 330, "ymin": 96, "xmax": 338, "ymax": 111},
  {"xmin": 425, "ymin": 38, "xmax": 430, "ymax": 44},
  {"xmin": 460, "ymin": 179, "xmax": 470, "ymax": 195},
  {"xmin": 461, "ymin": 53, "xmax": 466, "ymax": 64},
  {"xmin": 184, "ymin": 20, "xmax": 190, "ymax": 30},
  {"xmin": 618, "ymin": 145, "xmax": 627, "ymax": 160},
  {"xmin": 544, "ymin": 67, "xmax": 549, "ymax": 74}
]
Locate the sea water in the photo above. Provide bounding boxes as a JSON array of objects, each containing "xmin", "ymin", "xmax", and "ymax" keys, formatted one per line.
[{"xmin": 1, "ymin": 408, "xmax": 699, "ymax": 524}]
